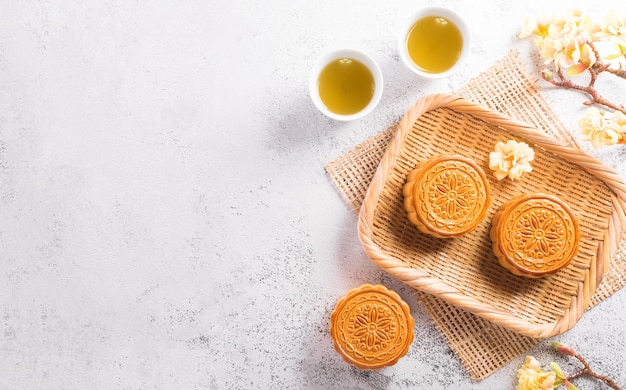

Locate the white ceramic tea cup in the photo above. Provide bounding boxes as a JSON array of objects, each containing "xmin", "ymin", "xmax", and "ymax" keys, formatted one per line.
[
  {"xmin": 309, "ymin": 48, "xmax": 383, "ymax": 121},
  {"xmin": 398, "ymin": 7, "xmax": 470, "ymax": 78}
]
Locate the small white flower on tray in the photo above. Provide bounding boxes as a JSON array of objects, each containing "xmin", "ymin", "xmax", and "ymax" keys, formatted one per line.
[{"xmin": 489, "ymin": 140, "xmax": 535, "ymax": 181}]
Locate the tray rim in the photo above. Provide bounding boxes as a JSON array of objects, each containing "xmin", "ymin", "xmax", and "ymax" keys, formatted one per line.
[{"xmin": 357, "ymin": 93, "xmax": 626, "ymax": 338}]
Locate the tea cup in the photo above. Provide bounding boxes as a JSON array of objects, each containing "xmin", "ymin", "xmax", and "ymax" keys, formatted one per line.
[
  {"xmin": 309, "ymin": 48, "xmax": 383, "ymax": 121},
  {"xmin": 398, "ymin": 7, "xmax": 470, "ymax": 78}
]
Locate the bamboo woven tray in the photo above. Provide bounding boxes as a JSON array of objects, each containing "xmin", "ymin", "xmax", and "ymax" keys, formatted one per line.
[{"xmin": 358, "ymin": 93, "xmax": 626, "ymax": 339}]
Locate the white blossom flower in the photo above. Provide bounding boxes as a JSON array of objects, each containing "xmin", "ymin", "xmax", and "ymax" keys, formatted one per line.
[
  {"xmin": 520, "ymin": 9, "xmax": 599, "ymax": 73},
  {"xmin": 579, "ymin": 107, "xmax": 625, "ymax": 149},
  {"xmin": 594, "ymin": 11, "xmax": 626, "ymax": 45},
  {"xmin": 519, "ymin": 15, "xmax": 551, "ymax": 39},
  {"xmin": 489, "ymin": 140, "xmax": 535, "ymax": 181},
  {"xmin": 516, "ymin": 356, "xmax": 556, "ymax": 390},
  {"xmin": 608, "ymin": 110, "xmax": 626, "ymax": 132}
]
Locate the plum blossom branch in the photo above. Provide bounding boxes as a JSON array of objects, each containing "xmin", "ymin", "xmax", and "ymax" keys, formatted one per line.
[
  {"xmin": 515, "ymin": 341, "xmax": 622, "ymax": 390},
  {"xmin": 551, "ymin": 341, "xmax": 622, "ymax": 390},
  {"xmin": 520, "ymin": 8, "xmax": 626, "ymax": 148},
  {"xmin": 541, "ymin": 44, "xmax": 626, "ymax": 115}
]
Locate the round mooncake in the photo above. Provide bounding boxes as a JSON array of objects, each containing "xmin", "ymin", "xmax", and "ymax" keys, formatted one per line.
[
  {"xmin": 402, "ymin": 154, "xmax": 491, "ymax": 238},
  {"xmin": 490, "ymin": 193, "xmax": 580, "ymax": 278},
  {"xmin": 329, "ymin": 284, "xmax": 414, "ymax": 370}
]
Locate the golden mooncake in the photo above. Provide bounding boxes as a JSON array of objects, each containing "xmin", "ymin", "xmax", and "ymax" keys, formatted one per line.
[
  {"xmin": 490, "ymin": 193, "xmax": 580, "ymax": 278},
  {"xmin": 329, "ymin": 284, "xmax": 414, "ymax": 370},
  {"xmin": 402, "ymin": 154, "xmax": 491, "ymax": 238}
]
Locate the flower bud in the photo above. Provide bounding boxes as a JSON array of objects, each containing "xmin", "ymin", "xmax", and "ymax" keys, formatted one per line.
[
  {"xmin": 550, "ymin": 361, "xmax": 564, "ymax": 378},
  {"xmin": 550, "ymin": 341, "xmax": 577, "ymax": 356},
  {"xmin": 541, "ymin": 69, "xmax": 554, "ymax": 81},
  {"xmin": 550, "ymin": 361, "xmax": 565, "ymax": 386}
]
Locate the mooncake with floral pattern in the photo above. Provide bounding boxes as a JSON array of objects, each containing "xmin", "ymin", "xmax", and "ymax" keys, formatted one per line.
[
  {"xmin": 403, "ymin": 154, "xmax": 491, "ymax": 238},
  {"xmin": 490, "ymin": 193, "xmax": 580, "ymax": 278}
]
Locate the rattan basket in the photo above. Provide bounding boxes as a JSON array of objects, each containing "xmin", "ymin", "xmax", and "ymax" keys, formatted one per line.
[{"xmin": 358, "ymin": 93, "xmax": 626, "ymax": 339}]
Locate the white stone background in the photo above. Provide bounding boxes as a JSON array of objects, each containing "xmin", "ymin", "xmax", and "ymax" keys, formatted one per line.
[{"xmin": 1, "ymin": 0, "xmax": 625, "ymax": 389}]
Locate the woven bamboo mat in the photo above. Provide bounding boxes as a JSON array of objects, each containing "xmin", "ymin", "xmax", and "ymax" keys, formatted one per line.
[{"xmin": 325, "ymin": 50, "xmax": 626, "ymax": 380}]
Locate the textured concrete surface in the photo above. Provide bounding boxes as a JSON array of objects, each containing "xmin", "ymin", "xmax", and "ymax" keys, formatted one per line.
[{"xmin": 1, "ymin": 1, "xmax": 625, "ymax": 389}]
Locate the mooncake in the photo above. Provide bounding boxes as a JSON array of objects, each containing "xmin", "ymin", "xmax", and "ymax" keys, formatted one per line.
[
  {"xmin": 329, "ymin": 284, "xmax": 414, "ymax": 370},
  {"xmin": 402, "ymin": 154, "xmax": 491, "ymax": 238},
  {"xmin": 490, "ymin": 193, "xmax": 580, "ymax": 278}
]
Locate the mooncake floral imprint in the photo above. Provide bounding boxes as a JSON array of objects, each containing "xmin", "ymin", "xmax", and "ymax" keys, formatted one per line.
[
  {"xmin": 490, "ymin": 193, "xmax": 580, "ymax": 278},
  {"xmin": 329, "ymin": 284, "xmax": 414, "ymax": 370},
  {"xmin": 403, "ymin": 154, "xmax": 491, "ymax": 238}
]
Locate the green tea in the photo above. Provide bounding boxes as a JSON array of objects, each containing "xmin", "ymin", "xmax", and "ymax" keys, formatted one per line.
[
  {"xmin": 406, "ymin": 15, "xmax": 463, "ymax": 73},
  {"xmin": 317, "ymin": 58, "xmax": 374, "ymax": 115}
]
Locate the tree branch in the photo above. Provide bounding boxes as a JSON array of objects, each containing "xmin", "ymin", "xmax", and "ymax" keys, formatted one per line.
[
  {"xmin": 565, "ymin": 354, "xmax": 623, "ymax": 390},
  {"xmin": 543, "ymin": 69, "xmax": 626, "ymax": 115}
]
